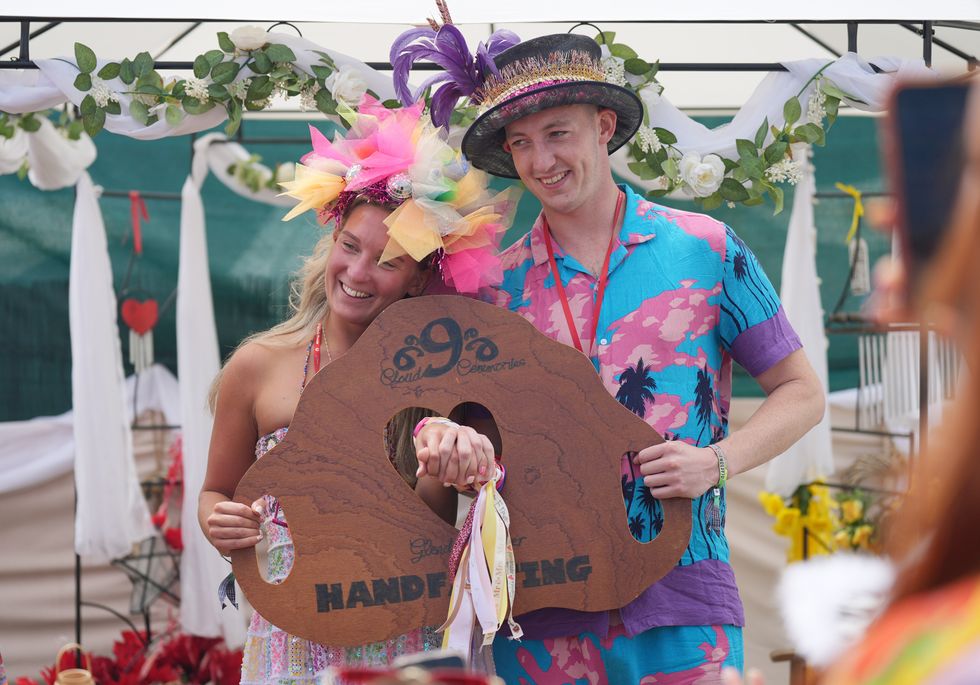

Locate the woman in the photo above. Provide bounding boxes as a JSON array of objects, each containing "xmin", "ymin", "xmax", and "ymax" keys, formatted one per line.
[{"xmin": 198, "ymin": 98, "xmax": 513, "ymax": 683}]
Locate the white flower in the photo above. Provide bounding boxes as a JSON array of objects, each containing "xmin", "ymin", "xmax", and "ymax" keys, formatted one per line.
[
  {"xmin": 639, "ymin": 82, "xmax": 663, "ymax": 111},
  {"xmin": 765, "ymin": 158, "xmax": 804, "ymax": 185},
  {"xmin": 299, "ymin": 82, "xmax": 321, "ymax": 111},
  {"xmin": 636, "ymin": 125, "xmax": 662, "ymax": 154},
  {"xmin": 89, "ymin": 76, "xmax": 119, "ymax": 108},
  {"xmin": 230, "ymin": 25, "xmax": 269, "ymax": 51},
  {"xmin": 184, "ymin": 77, "xmax": 210, "ymax": 102},
  {"xmin": 807, "ymin": 83, "xmax": 828, "ymax": 124},
  {"xmin": 226, "ymin": 78, "xmax": 250, "ymax": 101},
  {"xmin": 679, "ymin": 152, "xmax": 725, "ymax": 197},
  {"xmin": 324, "ymin": 65, "xmax": 368, "ymax": 107}
]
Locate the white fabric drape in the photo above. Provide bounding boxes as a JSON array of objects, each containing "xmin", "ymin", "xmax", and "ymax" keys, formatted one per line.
[
  {"xmin": 177, "ymin": 133, "xmax": 247, "ymax": 645},
  {"xmin": 0, "ymin": 365, "xmax": 180, "ymax": 495},
  {"xmin": 766, "ymin": 145, "xmax": 834, "ymax": 496},
  {"xmin": 70, "ymin": 172, "xmax": 154, "ymax": 561},
  {"xmin": 612, "ymin": 53, "xmax": 935, "ymax": 190},
  {"xmin": 27, "ymin": 117, "xmax": 97, "ymax": 190}
]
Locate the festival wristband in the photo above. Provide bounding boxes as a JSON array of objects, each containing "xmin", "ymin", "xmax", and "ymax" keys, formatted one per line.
[{"xmin": 707, "ymin": 443, "xmax": 728, "ymax": 489}]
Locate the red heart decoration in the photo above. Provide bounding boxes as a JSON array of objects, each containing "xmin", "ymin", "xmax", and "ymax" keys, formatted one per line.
[{"xmin": 121, "ymin": 298, "xmax": 159, "ymax": 335}]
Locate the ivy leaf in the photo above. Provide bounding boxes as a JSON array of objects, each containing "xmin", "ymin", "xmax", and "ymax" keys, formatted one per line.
[
  {"xmin": 129, "ymin": 99, "xmax": 150, "ymax": 125},
  {"xmin": 719, "ymin": 178, "xmax": 750, "ymax": 202},
  {"xmin": 754, "ymin": 117, "xmax": 769, "ymax": 148},
  {"xmin": 74, "ymin": 43, "xmax": 97, "ymax": 73},
  {"xmin": 19, "ymin": 114, "xmax": 41, "ymax": 132},
  {"xmin": 768, "ymin": 184, "xmax": 785, "ymax": 214},
  {"xmin": 627, "ymin": 160, "xmax": 659, "ymax": 180},
  {"xmin": 653, "ymin": 127, "xmax": 677, "ymax": 145},
  {"xmin": 610, "ymin": 43, "xmax": 638, "ymax": 60},
  {"xmin": 824, "ymin": 96, "xmax": 840, "ymax": 130},
  {"xmin": 172, "ymin": 80, "xmax": 186, "ymax": 99},
  {"xmin": 819, "ymin": 80, "xmax": 849, "ymax": 101},
  {"xmin": 246, "ymin": 75, "xmax": 274, "ymax": 101},
  {"xmin": 794, "ymin": 123, "xmax": 824, "ymax": 145},
  {"xmin": 80, "ymin": 94, "xmax": 97, "ymax": 118},
  {"xmin": 382, "ymin": 98, "xmax": 401, "ymax": 109},
  {"xmin": 315, "ymin": 88, "xmax": 338, "ymax": 115},
  {"xmin": 193, "ymin": 55, "xmax": 210, "ymax": 79},
  {"xmin": 204, "ymin": 49, "xmax": 224, "ymax": 67},
  {"xmin": 783, "ymin": 97, "xmax": 802, "ymax": 126},
  {"xmin": 311, "ymin": 65, "xmax": 332, "ymax": 83},
  {"xmin": 74, "ymin": 73, "xmax": 92, "ymax": 92},
  {"xmin": 66, "ymin": 119, "xmax": 85, "ymax": 140},
  {"xmin": 83, "ymin": 107, "xmax": 106, "ymax": 137},
  {"xmin": 595, "ymin": 31, "xmax": 616, "ymax": 45},
  {"xmin": 722, "ymin": 157, "xmax": 740, "ymax": 173},
  {"xmin": 740, "ymin": 155, "xmax": 765, "ymax": 180},
  {"xmin": 211, "ymin": 61, "xmax": 240, "ymax": 85},
  {"xmin": 646, "ymin": 188, "xmax": 670, "ymax": 199},
  {"xmin": 119, "ymin": 59, "xmax": 135, "ymax": 85},
  {"xmin": 624, "ymin": 58, "xmax": 651, "ymax": 76},
  {"xmin": 133, "ymin": 51, "xmax": 154, "ymax": 78},
  {"xmin": 165, "ymin": 104, "xmax": 184, "ymax": 126},
  {"xmin": 217, "ymin": 31, "xmax": 236, "ymax": 53},
  {"xmin": 208, "ymin": 84, "xmax": 229, "ymax": 101},
  {"xmin": 265, "ymin": 43, "xmax": 296, "ymax": 63},
  {"xmin": 251, "ymin": 51, "xmax": 273, "ymax": 74},
  {"xmin": 743, "ymin": 196, "xmax": 765, "ymax": 207},
  {"xmin": 104, "ymin": 100, "xmax": 121, "ymax": 116},
  {"xmin": 735, "ymin": 138, "xmax": 758, "ymax": 160},
  {"xmin": 764, "ymin": 140, "xmax": 789, "ymax": 166},
  {"xmin": 701, "ymin": 192, "xmax": 724, "ymax": 211},
  {"xmin": 225, "ymin": 98, "xmax": 243, "ymax": 136},
  {"xmin": 662, "ymin": 157, "xmax": 679, "ymax": 182},
  {"xmin": 182, "ymin": 97, "xmax": 215, "ymax": 115},
  {"xmin": 97, "ymin": 62, "xmax": 120, "ymax": 80},
  {"xmin": 136, "ymin": 84, "xmax": 164, "ymax": 96}
]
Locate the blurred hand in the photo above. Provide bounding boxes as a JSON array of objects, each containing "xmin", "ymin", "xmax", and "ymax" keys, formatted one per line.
[{"xmin": 206, "ymin": 498, "xmax": 263, "ymax": 555}]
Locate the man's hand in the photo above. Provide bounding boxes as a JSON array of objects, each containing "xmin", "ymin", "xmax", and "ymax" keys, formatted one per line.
[
  {"xmin": 634, "ymin": 440, "xmax": 719, "ymax": 499},
  {"xmin": 415, "ymin": 420, "xmax": 495, "ymax": 489}
]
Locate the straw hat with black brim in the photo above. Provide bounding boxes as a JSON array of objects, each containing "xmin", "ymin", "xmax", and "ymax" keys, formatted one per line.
[{"xmin": 461, "ymin": 33, "xmax": 643, "ymax": 179}]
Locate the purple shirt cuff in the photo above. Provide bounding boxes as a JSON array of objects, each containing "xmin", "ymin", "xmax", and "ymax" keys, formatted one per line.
[{"xmin": 729, "ymin": 307, "xmax": 802, "ymax": 377}]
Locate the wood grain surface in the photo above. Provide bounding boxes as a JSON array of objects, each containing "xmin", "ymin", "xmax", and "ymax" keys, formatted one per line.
[{"xmin": 232, "ymin": 295, "xmax": 692, "ymax": 646}]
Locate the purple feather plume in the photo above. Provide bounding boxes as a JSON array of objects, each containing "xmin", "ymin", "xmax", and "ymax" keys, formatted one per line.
[{"xmin": 390, "ymin": 25, "xmax": 520, "ymax": 128}]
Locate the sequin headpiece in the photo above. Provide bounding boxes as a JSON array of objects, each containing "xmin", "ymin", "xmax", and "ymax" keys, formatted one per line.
[
  {"xmin": 278, "ymin": 95, "xmax": 520, "ymax": 293},
  {"xmin": 392, "ymin": 31, "xmax": 642, "ymax": 179}
]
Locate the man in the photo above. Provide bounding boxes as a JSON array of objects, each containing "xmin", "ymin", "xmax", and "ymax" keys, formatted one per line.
[{"xmin": 419, "ymin": 33, "xmax": 824, "ymax": 683}]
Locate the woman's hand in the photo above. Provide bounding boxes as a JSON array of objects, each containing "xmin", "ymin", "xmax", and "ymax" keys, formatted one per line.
[
  {"xmin": 205, "ymin": 498, "xmax": 264, "ymax": 555},
  {"xmin": 414, "ymin": 419, "xmax": 496, "ymax": 489}
]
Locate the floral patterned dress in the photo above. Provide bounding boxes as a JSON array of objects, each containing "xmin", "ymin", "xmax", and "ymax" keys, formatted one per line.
[{"xmin": 240, "ymin": 427, "xmax": 440, "ymax": 684}]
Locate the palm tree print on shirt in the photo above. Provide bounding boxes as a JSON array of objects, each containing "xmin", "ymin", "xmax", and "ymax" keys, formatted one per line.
[
  {"xmin": 726, "ymin": 227, "xmax": 778, "ymax": 315},
  {"xmin": 694, "ymin": 366, "xmax": 715, "ymax": 444},
  {"xmin": 616, "ymin": 358, "xmax": 657, "ymax": 417}
]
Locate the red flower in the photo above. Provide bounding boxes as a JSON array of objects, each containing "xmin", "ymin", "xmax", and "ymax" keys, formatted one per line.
[
  {"xmin": 163, "ymin": 527, "xmax": 183, "ymax": 551},
  {"xmin": 15, "ymin": 678, "xmax": 40, "ymax": 685}
]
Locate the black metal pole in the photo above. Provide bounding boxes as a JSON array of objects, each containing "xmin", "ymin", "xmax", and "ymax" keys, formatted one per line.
[
  {"xmin": 18, "ymin": 19, "xmax": 29, "ymax": 61},
  {"xmin": 923, "ymin": 20, "xmax": 934, "ymax": 66},
  {"xmin": 847, "ymin": 21, "xmax": 858, "ymax": 53}
]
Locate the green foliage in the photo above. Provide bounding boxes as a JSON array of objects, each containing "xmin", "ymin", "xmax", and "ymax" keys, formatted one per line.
[{"xmin": 74, "ymin": 43, "xmax": 97, "ymax": 73}]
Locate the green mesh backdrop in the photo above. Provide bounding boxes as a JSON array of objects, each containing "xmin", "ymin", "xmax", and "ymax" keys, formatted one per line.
[{"xmin": 0, "ymin": 115, "xmax": 887, "ymax": 421}]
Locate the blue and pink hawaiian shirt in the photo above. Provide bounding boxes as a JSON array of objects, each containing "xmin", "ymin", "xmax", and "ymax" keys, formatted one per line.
[{"xmin": 482, "ymin": 184, "xmax": 802, "ymax": 639}]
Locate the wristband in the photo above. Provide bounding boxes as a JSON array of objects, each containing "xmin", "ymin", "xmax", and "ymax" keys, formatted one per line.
[
  {"xmin": 494, "ymin": 461, "xmax": 506, "ymax": 493},
  {"xmin": 707, "ymin": 443, "xmax": 728, "ymax": 489}
]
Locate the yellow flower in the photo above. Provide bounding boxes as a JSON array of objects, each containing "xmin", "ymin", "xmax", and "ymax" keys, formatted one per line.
[
  {"xmin": 759, "ymin": 492, "xmax": 785, "ymax": 517},
  {"xmin": 805, "ymin": 510, "xmax": 834, "ymax": 534},
  {"xmin": 773, "ymin": 507, "xmax": 801, "ymax": 536},
  {"xmin": 851, "ymin": 524, "xmax": 874, "ymax": 549},
  {"xmin": 834, "ymin": 529, "xmax": 852, "ymax": 550},
  {"xmin": 841, "ymin": 499, "xmax": 865, "ymax": 525}
]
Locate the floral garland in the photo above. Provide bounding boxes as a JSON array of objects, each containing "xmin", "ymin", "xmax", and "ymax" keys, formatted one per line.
[
  {"xmin": 593, "ymin": 31, "xmax": 854, "ymax": 213},
  {"xmin": 1, "ymin": 25, "xmax": 859, "ymax": 213}
]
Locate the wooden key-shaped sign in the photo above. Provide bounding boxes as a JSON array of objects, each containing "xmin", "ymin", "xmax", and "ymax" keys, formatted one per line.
[{"xmin": 232, "ymin": 295, "xmax": 691, "ymax": 646}]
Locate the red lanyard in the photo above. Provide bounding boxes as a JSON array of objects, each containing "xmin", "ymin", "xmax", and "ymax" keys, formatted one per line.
[{"xmin": 542, "ymin": 191, "xmax": 624, "ymax": 356}]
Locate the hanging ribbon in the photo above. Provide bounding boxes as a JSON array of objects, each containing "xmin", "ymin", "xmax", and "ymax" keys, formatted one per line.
[
  {"xmin": 129, "ymin": 190, "xmax": 149, "ymax": 255},
  {"xmin": 835, "ymin": 182, "xmax": 864, "ymax": 244},
  {"xmin": 439, "ymin": 468, "xmax": 522, "ymax": 663}
]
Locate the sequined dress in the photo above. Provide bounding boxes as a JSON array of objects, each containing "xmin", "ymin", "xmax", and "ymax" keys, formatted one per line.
[{"xmin": 240, "ymin": 427, "xmax": 440, "ymax": 683}]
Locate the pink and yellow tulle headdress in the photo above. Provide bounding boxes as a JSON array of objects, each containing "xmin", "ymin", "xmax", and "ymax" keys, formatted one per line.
[{"xmin": 278, "ymin": 95, "xmax": 520, "ymax": 293}]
